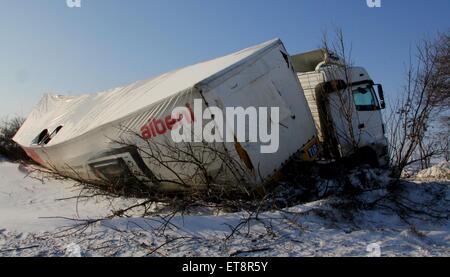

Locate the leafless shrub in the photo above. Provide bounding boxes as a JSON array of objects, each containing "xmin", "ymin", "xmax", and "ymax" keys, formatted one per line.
[
  {"xmin": 0, "ymin": 116, "xmax": 30, "ymax": 162},
  {"xmin": 428, "ymin": 32, "xmax": 450, "ymax": 107},
  {"xmin": 436, "ymin": 121, "xmax": 450, "ymax": 163},
  {"xmin": 105, "ymin": 126, "xmax": 266, "ymax": 206},
  {"xmin": 387, "ymin": 31, "xmax": 450, "ymax": 176},
  {"xmin": 321, "ymin": 29, "xmax": 361, "ymax": 155}
]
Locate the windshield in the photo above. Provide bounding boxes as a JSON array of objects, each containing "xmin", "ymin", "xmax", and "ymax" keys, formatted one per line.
[{"xmin": 352, "ymin": 86, "xmax": 379, "ymax": 111}]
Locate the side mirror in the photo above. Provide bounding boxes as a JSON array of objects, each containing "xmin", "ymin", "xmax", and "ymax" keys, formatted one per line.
[{"xmin": 377, "ymin": 84, "xmax": 386, "ymax": 109}]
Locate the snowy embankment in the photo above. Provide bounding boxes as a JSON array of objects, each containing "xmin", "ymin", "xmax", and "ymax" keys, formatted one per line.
[
  {"xmin": 416, "ymin": 162, "xmax": 450, "ymax": 180},
  {"xmin": 0, "ymin": 160, "xmax": 449, "ymax": 257}
]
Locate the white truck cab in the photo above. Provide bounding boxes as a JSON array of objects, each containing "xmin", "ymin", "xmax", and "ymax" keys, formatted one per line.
[{"xmin": 292, "ymin": 49, "xmax": 389, "ymax": 167}]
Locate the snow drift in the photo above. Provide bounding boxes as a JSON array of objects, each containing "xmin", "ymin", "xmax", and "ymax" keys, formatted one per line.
[{"xmin": 416, "ymin": 162, "xmax": 450, "ymax": 180}]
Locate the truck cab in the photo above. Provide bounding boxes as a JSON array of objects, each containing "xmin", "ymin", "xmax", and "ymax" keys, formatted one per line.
[{"xmin": 292, "ymin": 49, "xmax": 389, "ymax": 167}]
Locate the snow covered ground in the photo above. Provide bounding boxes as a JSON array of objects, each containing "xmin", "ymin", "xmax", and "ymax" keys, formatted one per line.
[
  {"xmin": 416, "ymin": 162, "xmax": 450, "ymax": 180},
  {"xmin": 0, "ymin": 160, "xmax": 449, "ymax": 257}
]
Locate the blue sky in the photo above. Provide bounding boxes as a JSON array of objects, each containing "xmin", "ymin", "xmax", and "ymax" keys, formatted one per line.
[{"xmin": 0, "ymin": 0, "xmax": 449, "ymax": 118}]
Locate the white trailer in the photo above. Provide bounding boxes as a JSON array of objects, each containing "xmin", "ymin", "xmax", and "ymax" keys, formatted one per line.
[
  {"xmin": 14, "ymin": 39, "xmax": 319, "ymax": 191},
  {"xmin": 292, "ymin": 49, "xmax": 389, "ymax": 167}
]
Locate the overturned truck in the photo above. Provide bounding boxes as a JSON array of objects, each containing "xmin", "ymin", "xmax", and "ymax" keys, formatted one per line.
[{"xmin": 13, "ymin": 39, "xmax": 320, "ymax": 191}]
